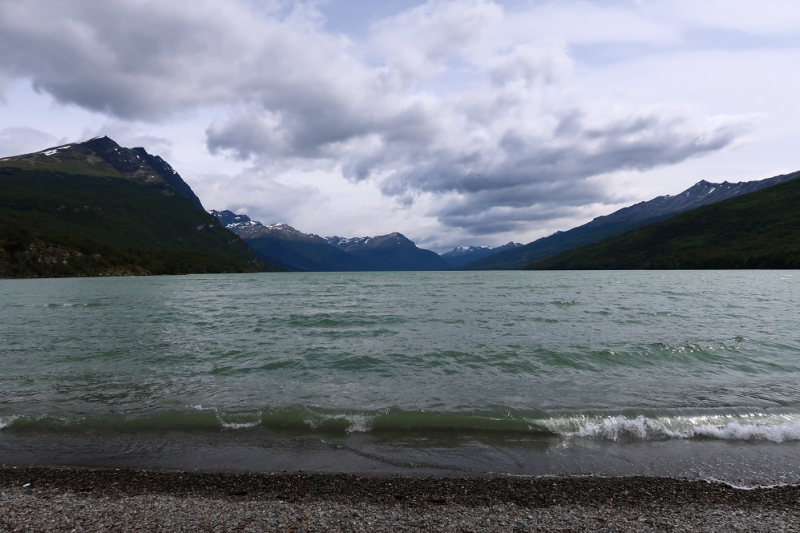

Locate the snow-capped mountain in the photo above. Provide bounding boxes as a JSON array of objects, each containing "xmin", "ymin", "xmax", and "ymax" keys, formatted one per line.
[
  {"xmin": 4, "ymin": 135, "xmax": 205, "ymax": 210},
  {"xmin": 464, "ymin": 171, "xmax": 800, "ymax": 270},
  {"xmin": 326, "ymin": 232, "xmax": 448, "ymax": 270},
  {"xmin": 325, "ymin": 235, "xmax": 374, "ymax": 251},
  {"xmin": 211, "ymin": 211, "xmax": 448, "ymax": 271},
  {"xmin": 441, "ymin": 242, "xmax": 523, "ymax": 268},
  {"xmin": 208, "ymin": 210, "xmax": 263, "ymax": 230},
  {"xmin": 325, "ymin": 233, "xmax": 419, "ymax": 252},
  {"xmin": 208, "ymin": 211, "xmax": 315, "ymax": 237},
  {"xmin": 451, "ymin": 245, "xmax": 491, "ymax": 254},
  {"xmin": 0, "ymin": 137, "xmax": 274, "ymax": 276}
]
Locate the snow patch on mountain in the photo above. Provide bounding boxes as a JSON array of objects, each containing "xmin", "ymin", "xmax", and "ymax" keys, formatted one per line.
[
  {"xmin": 208, "ymin": 210, "xmax": 263, "ymax": 229},
  {"xmin": 41, "ymin": 144, "xmax": 72, "ymax": 157},
  {"xmin": 443, "ymin": 242, "xmax": 522, "ymax": 257},
  {"xmin": 440, "ymin": 242, "xmax": 524, "ymax": 268},
  {"xmin": 325, "ymin": 236, "xmax": 375, "ymax": 249}
]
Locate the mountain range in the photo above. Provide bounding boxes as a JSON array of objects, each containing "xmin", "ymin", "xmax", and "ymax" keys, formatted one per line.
[
  {"xmin": 440, "ymin": 243, "xmax": 523, "ymax": 268},
  {"xmin": 527, "ymin": 173, "xmax": 800, "ymax": 269},
  {"xmin": 461, "ymin": 172, "xmax": 800, "ymax": 270},
  {"xmin": 3, "ymin": 135, "xmax": 799, "ymax": 277},
  {"xmin": 0, "ymin": 137, "xmax": 277, "ymax": 277},
  {"xmin": 210, "ymin": 210, "xmax": 448, "ymax": 271}
]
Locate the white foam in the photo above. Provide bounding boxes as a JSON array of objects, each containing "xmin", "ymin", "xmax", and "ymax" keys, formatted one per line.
[
  {"xmin": 562, "ymin": 414, "xmax": 800, "ymax": 443},
  {"xmin": 692, "ymin": 419, "xmax": 800, "ymax": 443},
  {"xmin": 701, "ymin": 477, "xmax": 797, "ymax": 491},
  {"xmin": 221, "ymin": 421, "xmax": 260, "ymax": 430},
  {"xmin": 345, "ymin": 414, "xmax": 373, "ymax": 433},
  {"xmin": 198, "ymin": 405, "xmax": 263, "ymax": 430},
  {"xmin": 305, "ymin": 412, "xmax": 375, "ymax": 433},
  {"xmin": 0, "ymin": 416, "xmax": 18, "ymax": 430},
  {"xmin": 571, "ymin": 415, "xmax": 682, "ymax": 440}
]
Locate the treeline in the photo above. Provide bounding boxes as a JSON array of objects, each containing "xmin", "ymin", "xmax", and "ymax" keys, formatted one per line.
[
  {"xmin": 0, "ymin": 227, "xmax": 260, "ymax": 278},
  {"xmin": 0, "ymin": 168, "xmax": 277, "ymax": 277},
  {"xmin": 528, "ymin": 176, "xmax": 800, "ymax": 270}
]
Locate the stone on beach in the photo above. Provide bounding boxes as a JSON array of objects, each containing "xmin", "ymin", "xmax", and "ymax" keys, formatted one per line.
[{"xmin": 1, "ymin": 467, "xmax": 799, "ymax": 532}]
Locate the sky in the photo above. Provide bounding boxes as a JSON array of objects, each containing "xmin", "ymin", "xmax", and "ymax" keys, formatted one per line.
[{"xmin": 1, "ymin": 0, "xmax": 799, "ymax": 252}]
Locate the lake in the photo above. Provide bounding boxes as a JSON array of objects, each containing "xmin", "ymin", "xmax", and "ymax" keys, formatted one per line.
[{"xmin": 1, "ymin": 271, "xmax": 799, "ymax": 486}]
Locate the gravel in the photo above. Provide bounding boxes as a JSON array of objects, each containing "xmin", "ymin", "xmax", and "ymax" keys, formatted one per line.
[{"xmin": 1, "ymin": 467, "xmax": 799, "ymax": 532}]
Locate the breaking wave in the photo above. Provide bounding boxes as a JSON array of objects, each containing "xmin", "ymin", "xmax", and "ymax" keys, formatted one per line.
[
  {"xmin": 3, "ymin": 406, "xmax": 800, "ymax": 443},
  {"xmin": 553, "ymin": 413, "xmax": 800, "ymax": 443}
]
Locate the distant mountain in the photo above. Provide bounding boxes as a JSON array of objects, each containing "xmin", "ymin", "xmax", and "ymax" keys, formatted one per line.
[
  {"xmin": 462, "ymin": 171, "xmax": 800, "ymax": 270},
  {"xmin": 209, "ymin": 210, "xmax": 263, "ymax": 230},
  {"xmin": 212, "ymin": 210, "xmax": 448, "ymax": 271},
  {"xmin": 441, "ymin": 242, "xmax": 523, "ymax": 268},
  {"xmin": 210, "ymin": 211, "xmax": 359, "ymax": 272},
  {"xmin": 528, "ymin": 173, "xmax": 800, "ymax": 269},
  {"xmin": 326, "ymin": 232, "xmax": 449, "ymax": 271},
  {"xmin": 325, "ymin": 235, "xmax": 378, "ymax": 252},
  {"xmin": 0, "ymin": 137, "xmax": 277, "ymax": 278}
]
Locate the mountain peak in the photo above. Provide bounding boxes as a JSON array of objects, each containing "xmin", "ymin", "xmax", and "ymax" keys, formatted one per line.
[
  {"xmin": 81, "ymin": 135, "xmax": 122, "ymax": 153},
  {"xmin": 326, "ymin": 232, "xmax": 416, "ymax": 252},
  {"xmin": 2, "ymin": 135, "xmax": 204, "ymax": 210},
  {"xmin": 440, "ymin": 241, "xmax": 524, "ymax": 268},
  {"xmin": 81, "ymin": 137, "xmax": 204, "ymax": 210},
  {"xmin": 209, "ymin": 210, "xmax": 263, "ymax": 229},
  {"xmin": 210, "ymin": 210, "xmax": 447, "ymax": 271},
  {"xmin": 210, "ymin": 212, "xmax": 325, "ymax": 242},
  {"xmin": 464, "ymin": 169, "xmax": 800, "ymax": 270}
]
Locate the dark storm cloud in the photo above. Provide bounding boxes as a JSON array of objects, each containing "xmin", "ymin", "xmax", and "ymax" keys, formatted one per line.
[{"xmin": 360, "ymin": 107, "xmax": 746, "ymax": 233}]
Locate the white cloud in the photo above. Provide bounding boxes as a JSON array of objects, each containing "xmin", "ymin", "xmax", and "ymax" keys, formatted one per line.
[
  {"xmin": 205, "ymin": 1, "xmax": 750, "ymax": 235},
  {"xmin": 1, "ymin": 0, "xmax": 791, "ymax": 249},
  {"xmin": 503, "ymin": 1, "xmax": 678, "ymax": 46},
  {"xmin": 646, "ymin": 0, "xmax": 800, "ymax": 36},
  {"xmin": 0, "ymin": 0, "xmax": 360, "ymax": 119},
  {"xmin": 372, "ymin": 0, "xmax": 505, "ymax": 83},
  {"xmin": 191, "ymin": 167, "xmax": 328, "ymax": 227},
  {"xmin": 80, "ymin": 122, "xmax": 175, "ymax": 161},
  {"xmin": 0, "ymin": 126, "xmax": 66, "ymax": 157},
  {"xmin": 0, "ymin": 72, "xmax": 8, "ymax": 103}
]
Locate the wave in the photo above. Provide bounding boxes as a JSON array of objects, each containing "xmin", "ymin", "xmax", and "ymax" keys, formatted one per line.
[
  {"xmin": 3, "ymin": 407, "xmax": 800, "ymax": 443},
  {"xmin": 0, "ymin": 407, "xmax": 553, "ymax": 437},
  {"xmin": 550, "ymin": 413, "xmax": 800, "ymax": 443}
]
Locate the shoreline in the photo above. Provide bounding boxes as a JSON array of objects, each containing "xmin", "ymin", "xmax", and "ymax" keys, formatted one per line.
[
  {"xmin": 2, "ymin": 467, "xmax": 799, "ymax": 531},
  {"xmin": 4, "ymin": 466, "xmax": 800, "ymax": 505}
]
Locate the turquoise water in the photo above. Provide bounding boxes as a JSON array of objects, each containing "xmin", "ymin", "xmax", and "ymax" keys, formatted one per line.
[{"xmin": 2, "ymin": 271, "xmax": 800, "ymax": 485}]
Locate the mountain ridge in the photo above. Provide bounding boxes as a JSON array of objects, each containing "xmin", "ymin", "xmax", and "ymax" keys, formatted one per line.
[
  {"xmin": 441, "ymin": 242, "xmax": 523, "ymax": 268},
  {"xmin": 527, "ymin": 174, "xmax": 800, "ymax": 269},
  {"xmin": 462, "ymin": 171, "xmax": 800, "ymax": 270},
  {"xmin": 2, "ymin": 136, "xmax": 205, "ymax": 209},
  {"xmin": 211, "ymin": 210, "xmax": 448, "ymax": 271},
  {"xmin": 0, "ymin": 137, "xmax": 277, "ymax": 277}
]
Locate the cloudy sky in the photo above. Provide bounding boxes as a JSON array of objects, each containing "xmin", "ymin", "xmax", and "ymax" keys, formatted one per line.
[{"xmin": 1, "ymin": 0, "xmax": 798, "ymax": 252}]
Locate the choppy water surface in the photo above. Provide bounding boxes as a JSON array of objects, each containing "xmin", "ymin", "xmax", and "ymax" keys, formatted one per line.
[{"xmin": 1, "ymin": 271, "xmax": 799, "ymax": 485}]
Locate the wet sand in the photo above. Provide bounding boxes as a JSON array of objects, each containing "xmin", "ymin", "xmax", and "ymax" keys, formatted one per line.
[{"xmin": 2, "ymin": 467, "xmax": 799, "ymax": 531}]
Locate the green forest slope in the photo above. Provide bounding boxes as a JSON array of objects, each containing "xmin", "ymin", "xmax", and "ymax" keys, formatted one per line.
[
  {"xmin": 527, "ymin": 176, "xmax": 800, "ymax": 270},
  {"xmin": 0, "ymin": 168, "xmax": 275, "ymax": 277}
]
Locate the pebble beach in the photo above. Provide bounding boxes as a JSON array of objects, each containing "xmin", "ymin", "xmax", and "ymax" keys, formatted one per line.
[{"xmin": 2, "ymin": 467, "xmax": 799, "ymax": 532}]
